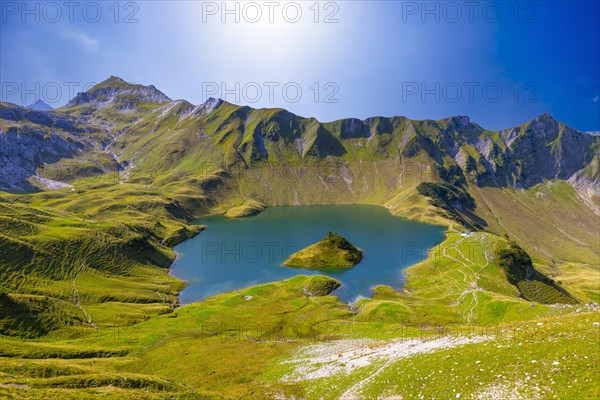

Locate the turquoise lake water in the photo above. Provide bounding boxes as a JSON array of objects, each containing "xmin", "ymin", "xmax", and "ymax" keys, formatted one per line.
[{"xmin": 171, "ymin": 205, "xmax": 445, "ymax": 304}]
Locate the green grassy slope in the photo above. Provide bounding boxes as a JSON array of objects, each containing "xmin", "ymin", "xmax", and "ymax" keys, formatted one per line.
[
  {"xmin": 0, "ymin": 188, "xmax": 204, "ymax": 338},
  {"xmin": 1, "ymin": 78, "xmax": 599, "ymax": 398},
  {"xmin": 263, "ymin": 312, "xmax": 599, "ymax": 400},
  {"xmin": 470, "ymin": 182, "xmax": 600, "ymax": 302},
  {"xmin": 0, "ymin": 275, "xmax": 348, "ymax": 399},
  {"xmin": 0, "ymin": 272, "xmax": 595, "ymax": 399},
  {"xmin": 355, "ymin": 232, "xmax": 578, "ymax": 327}
]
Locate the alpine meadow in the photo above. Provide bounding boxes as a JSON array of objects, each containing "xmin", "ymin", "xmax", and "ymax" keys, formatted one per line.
[{"xmin": 1, "ymin": 1, "xmax": 599, "ymax": 399}]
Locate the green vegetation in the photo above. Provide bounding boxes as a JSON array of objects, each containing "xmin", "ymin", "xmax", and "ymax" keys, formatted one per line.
[
  {"xmin": 1, "ymin": 269, "xmax": 595, "ymax": 399},
  {"xmin": 355, "ymin": 232, "xmax": 580, "ymax": 326},
  {"xmin": 470, "ymin": 182, "xmax": 599, "ymax": 303},
  {"xmin": 416, "ymin": 182, "xmax": 482, "ymax": 229},
  {"xmin": 0, "ymin": 275, "xmax": 350, "ymax": 399},
  {"xmin": 283, "ymin": 232, "xmax": 363, "ymax": 269},
  {"xmin": 263, "ymin": 312, "xmax": 600, "ymax": 399},
  {"xmin": 0, "ymin": 184, "xmax": 207, "ymax": 338},
  {"xmin": 496, "ymin": 241, "xmax": 577, "ymax": 304},
  {"xmin": 224, "ymin": 199, "xmax": 266, "ymax": 218},
  {"xmin": 0, "ymin": 77, "xmax": 598, "ymax": 398},
  {"xmin": 303, "ymin": 275, "xmax": 341, "ymax": 296},
  {"xmin": 497, "ymin": 240, "xmax": 535, "ymax": 280},
  {"xmin": 0, "ymin": 220, "xmax": 597, "ymax": 398}
]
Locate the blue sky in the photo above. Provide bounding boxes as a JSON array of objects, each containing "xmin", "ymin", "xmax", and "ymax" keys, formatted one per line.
[{"xmin": 1, "ymin": 1, "xmax": 598, "ymax": 131}]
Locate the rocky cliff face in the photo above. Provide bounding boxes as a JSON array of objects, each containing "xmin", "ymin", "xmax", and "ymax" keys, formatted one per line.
[
  {"xmin": 1, "ymin": 77, "xmax": 598, "ymax": 208},
  {"xmin": 66, "ymin": 76, "xmax": 171, "ymax": 108},
  {"xmin": 0, "ymin": 102, "xmax": 103, "ymax": 191},
  {"xmin": 491, "ymin": 113, "xmax": 598, "ymax": 187},
  {"xmin": 0, "ymin": 127, "xmax": 79, "ymax": 191}
]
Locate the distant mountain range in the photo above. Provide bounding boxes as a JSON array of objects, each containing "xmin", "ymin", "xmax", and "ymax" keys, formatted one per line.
[
  {"xmin": 0, "ymin": 74, "xmax": 597, "ymax": 244},
  {"xmin": 0, "ymin": 77, "xmax": 599, "ymax": 190},
  {"xmin": 26, "ymin": 99, "xmax": 53, "ymax": 111}
]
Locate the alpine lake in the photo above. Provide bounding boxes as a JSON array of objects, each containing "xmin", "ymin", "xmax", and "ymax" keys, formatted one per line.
[{"xmin": 172, "ymin": 205, "xmax": 446, "ymax": 304}]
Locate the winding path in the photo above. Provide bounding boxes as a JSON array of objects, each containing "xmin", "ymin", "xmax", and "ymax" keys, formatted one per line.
[{"xmin": 70, "ymin": 263, "xmax": 98, "ymax": 329}]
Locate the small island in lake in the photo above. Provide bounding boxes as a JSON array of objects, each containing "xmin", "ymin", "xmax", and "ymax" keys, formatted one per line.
[{"xmin": 283, "ymin": 231, "xmax": 363, "ymax": 269}]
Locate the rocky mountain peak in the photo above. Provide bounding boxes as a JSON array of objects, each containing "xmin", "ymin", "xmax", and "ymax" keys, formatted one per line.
[
  {"xmin": 529, "ymin": 112, "xmax": 559, "ymax": 127},
  {"xmin": 192, "ymin": 97, "xmax": 224, "ymax": 116},
  {"xmin": 202, "ymin": 97, "xmax": 223, "ymax": 111},
  {"xmin": 524, "ymin": 112, "xmax": 562, "ymax": 139},
  {"xmin": 66, "ymin": 76, "xmax": 171, "ymax": 107},
  {"xmin": 535, "ymin": 112, "xmax": 555, "ymax": 121},
  {"xmin": 104, "ymin": 75, "xmax": 125, "ymax": 84},
  {"xmin": 445, "ymin": 115, "xmax": 471, "ymax": 128},
  {"xmin": 26, "ymin": 99, "xmax": 53, "ymax": 111}
]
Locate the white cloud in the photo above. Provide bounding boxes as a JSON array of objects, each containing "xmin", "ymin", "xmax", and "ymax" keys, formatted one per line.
[
  {"xmin": 592, "ymin": 94, "xmax": 599, "ymax": 102},
  {"xmin": 61, "ymin": 30, "xmax": 99, "ymax": 50}
]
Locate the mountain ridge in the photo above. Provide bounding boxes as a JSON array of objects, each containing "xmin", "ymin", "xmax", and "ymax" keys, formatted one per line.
[
  {"xmin": 26, "ymin": 99, "xmax": 53, "ymax": 111},
  {"xmin": 60, "ymin": 75, "xmax": 576, "ymax": 130},
  {"xmin": 1, "ymin": 77, "xmax": 598, "ymax": 219}
]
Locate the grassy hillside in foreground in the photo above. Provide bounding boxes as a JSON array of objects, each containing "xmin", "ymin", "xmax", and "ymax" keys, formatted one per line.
[
  {"xmin": 263, "ymin": 312, "xmax": 600, "ymax": 400},
  {"xmin": 0, "ymin": 273, "xmax": 596, "ymax": 399},
  {"xmin": 0, "ymin": 275, "xmax": 349, "ymax": 399},
  {"xmin": 0, "ymin": 186, "xmax": 206, "ymax": 337}
]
